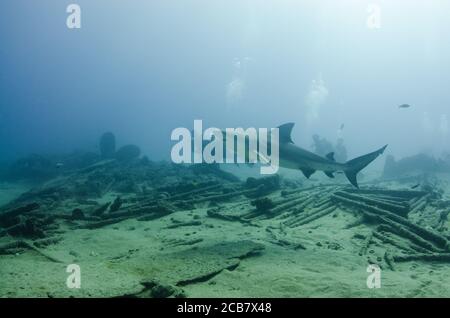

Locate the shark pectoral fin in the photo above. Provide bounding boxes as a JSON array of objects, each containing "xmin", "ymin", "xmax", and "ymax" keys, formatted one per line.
[
  {"xmin": 345, "ymin": 171, "xmax": 359, "ymax": 188},
  {"xmin": 324, "ymin": 171, "xmax": 335, "ymax": 178},
  {"xmin": 300, "ymin": 168, "xmax": 316, "ymax": 179},
  {"xmin": 326, "ymin": 152, "xmax": 335, "ymax": 162}
]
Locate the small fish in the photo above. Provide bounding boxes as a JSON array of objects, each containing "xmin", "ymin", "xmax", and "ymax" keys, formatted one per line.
[
  {"xmin": 55, "ymin": 162, "xmax": 64, "ymax": 169},
  {"xmin": 339, "ymin": 123, "xmax": 345, "ymax": 130},
  {"xmin": 399, "ymin": 104, "xmax": 411, "ymax": 109},
  {"xmin": 411, "ymin": 183, "xmax": 420, "ymax": 189}
]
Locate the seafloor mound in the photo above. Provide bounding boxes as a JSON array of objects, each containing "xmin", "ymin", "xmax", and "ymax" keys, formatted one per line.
[{"xmin": 383, "ymin": 153, "xmax": 450, "ymax": 179}]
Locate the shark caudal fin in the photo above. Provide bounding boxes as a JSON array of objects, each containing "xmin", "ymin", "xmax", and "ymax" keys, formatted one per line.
[{"xmin": 344, "ymin": 145, "xmax": 388, "ymax": 188}]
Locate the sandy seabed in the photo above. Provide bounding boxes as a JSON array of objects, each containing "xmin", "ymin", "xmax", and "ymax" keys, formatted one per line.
[{"xmin": 1, "ymin": 168, "xmax": 450, "ymax": 298}]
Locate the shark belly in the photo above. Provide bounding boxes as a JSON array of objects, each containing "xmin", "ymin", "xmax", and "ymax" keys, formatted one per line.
[{"xmin": 280, "ymin": 157, "xmax": 341, "ymax": 172}]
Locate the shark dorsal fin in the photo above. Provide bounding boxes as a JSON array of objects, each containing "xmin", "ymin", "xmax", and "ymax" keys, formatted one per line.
[
  {"xmin": 326, "ymin": 152, "xmax": 335, "ymax": 162},
  {"xmin": 277, "ymin": 123, "xmax": 295, "ymax": 143}
]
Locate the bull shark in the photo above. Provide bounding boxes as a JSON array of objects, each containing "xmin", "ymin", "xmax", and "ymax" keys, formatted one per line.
[
  {"xmin": 268, "ymin": 123, "xmax": 387, "ymax": 188},
  {"xmin": 186, "ymin": 121, "xmax": 386, "ymax": 187}
]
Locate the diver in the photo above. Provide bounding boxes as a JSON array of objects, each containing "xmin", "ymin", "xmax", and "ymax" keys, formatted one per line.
[
  {"xmin": 334, "ymin": 138, "xmax": 348, "ymax": 163},
  {"xmin": 311, "ymin": 134, "xmax": 334, "ymax": 157}
]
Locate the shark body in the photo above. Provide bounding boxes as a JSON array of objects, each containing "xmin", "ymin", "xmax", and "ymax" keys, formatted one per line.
[
  {"xmin": 267, "ymin": 123, "xmax": 387, "ymax": 188},
  {"xmin": 198, "ymin": 122, "xmax": 386, "ymax": 188}
]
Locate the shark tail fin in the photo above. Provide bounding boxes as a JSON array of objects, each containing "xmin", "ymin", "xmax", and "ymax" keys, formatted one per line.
[{"xmin": 344, "ymin": 145, "xmax": 388, "ymax": 188}]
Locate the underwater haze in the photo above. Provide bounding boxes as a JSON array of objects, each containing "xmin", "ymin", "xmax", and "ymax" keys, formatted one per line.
[
  {"xmin": 1, "ymin": 0, "xmax": 449, "ymax": 162},
  {"xmin": 1, "ymin": 0, "xmax": 450, "ymax": 299}
]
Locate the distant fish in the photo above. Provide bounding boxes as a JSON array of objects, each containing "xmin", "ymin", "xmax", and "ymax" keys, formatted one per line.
[
  {"xmin": 398, "ymin": 104, "xmax": 411, "ymax": 109},
  {"xmin": 411, "ymin": 183, "xmax": 420, "ymax": 189},
  {"xmin": 55, "ymin": 162, "xmax": 64, "ymax": 169},
  {"xmin": 339, "ymin": 123, "xmax": 345, "ymax": 130}
]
